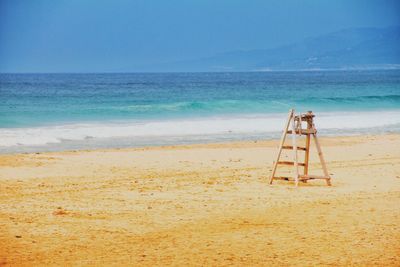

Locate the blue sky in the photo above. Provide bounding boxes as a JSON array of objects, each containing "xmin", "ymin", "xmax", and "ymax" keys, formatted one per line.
[{"xmin": 0, "ymin": 0, "xmax": 399, "ymax": 72}]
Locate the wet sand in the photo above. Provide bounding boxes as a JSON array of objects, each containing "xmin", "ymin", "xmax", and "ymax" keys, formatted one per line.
[{"xmin": 0, "ymin": 134, "xmax": 399, "ymax": 266}]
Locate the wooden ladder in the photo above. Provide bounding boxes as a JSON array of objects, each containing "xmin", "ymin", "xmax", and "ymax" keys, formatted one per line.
[{"xmin": 269, "ymin": 109, "xmax": 331, "ymax": 187}]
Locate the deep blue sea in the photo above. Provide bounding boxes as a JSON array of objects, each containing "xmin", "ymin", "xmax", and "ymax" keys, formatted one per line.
[{"xmin": 1, "ymin": 70, "xmax": 400, "ymax": 153}]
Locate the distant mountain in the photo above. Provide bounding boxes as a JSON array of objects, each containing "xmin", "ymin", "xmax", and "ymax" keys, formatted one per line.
[{"xmin": 145, "ymin": 26, "xmax": 400, "ymax": 72}]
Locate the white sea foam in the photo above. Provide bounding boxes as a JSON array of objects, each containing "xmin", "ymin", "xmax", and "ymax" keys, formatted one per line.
[{"xmin": 1, "ymin": 110, "xmax": 400, "ymax": 149}]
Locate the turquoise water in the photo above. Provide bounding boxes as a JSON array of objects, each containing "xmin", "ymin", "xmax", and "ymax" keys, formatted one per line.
[{"xmin": 1, "ymin": 70, "xmax": 400, "ymax": 152}]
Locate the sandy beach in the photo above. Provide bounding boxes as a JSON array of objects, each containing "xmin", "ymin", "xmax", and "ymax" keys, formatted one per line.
[{"xmin": 0, "ymin": 134, "xmax": 399, "ymax": 266}]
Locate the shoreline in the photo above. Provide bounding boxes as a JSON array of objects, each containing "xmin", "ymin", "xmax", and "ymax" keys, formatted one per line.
[
  {"xmin": 1, "ymin": 132, "xmax": 400, "ymax": 156},
  {"xmin": 1, "ymin": 133, "xmax": 399, "ymax": 265},
  {"xmin": 2, "ymin": 108, "xmax": 400, "ymax": 152}
]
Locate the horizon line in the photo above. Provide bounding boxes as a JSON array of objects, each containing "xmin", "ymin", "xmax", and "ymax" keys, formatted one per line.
[{"xmin": 2, "ymin": 66, "xmax": 400, "ymax": 75}]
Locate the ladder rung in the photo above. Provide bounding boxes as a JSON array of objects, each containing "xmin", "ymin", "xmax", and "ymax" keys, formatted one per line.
[
  {"xmin": 286, "ymin": 129, "xmax": 316, "ymax": 135},
  {"xmin": 299, "ymin": 175, "xmax": 331, "ymax": 180},
  {"xmin": 277, "ymin": 161, "xmax": 305, "ymax": 166},
  {"xmin": 282, "ymin": 145, "xmax": 307, "ymax": 151}
]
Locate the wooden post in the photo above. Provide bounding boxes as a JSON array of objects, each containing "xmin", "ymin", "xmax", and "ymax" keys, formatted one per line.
[
  {"xmin": 303, "ymin": 114, "xmax": 312, "ymax": 178},
  {"xmin": 269, "ymin": 110, "xmax": 293, "ymax": 184},
  {"xmin": 312, "ymin": 133, "xmax": 332, "ymax": 186},
  {"xmin": 291, "ymin": 114, "xmax": 299, "ymax": 187}
]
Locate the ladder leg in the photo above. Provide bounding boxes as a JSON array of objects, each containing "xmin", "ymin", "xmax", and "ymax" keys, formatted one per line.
[
  {"xmin": 269, "ymin": 110, "xmax": 294, "ymax": 184},
  {"xmin": 291, "ymin": 115, "xmax": 299, "ymax": 187},
  {"xmin": 312, "ymin": 133, "xmax": 332, "ymax": 186},
  {"xmin": 303, "ymin": 121, "xmax": 311, "ymax": 183}
]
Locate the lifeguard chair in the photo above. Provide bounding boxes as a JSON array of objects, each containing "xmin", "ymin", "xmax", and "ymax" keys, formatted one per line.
[{"xmin": 269, "ymin": 110, "xmax": 331, "ymax": 186}]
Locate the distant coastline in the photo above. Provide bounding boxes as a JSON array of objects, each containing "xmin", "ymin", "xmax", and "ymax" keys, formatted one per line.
[
  {"xmin": 2, "ymin": 26, "xmax": 399, "ymax": 73},
  {"xmin": 2, "ymin": 66, "xmax": 400, "ymax": 75},
  {"xmin": 123, "ymin": 26, "xmax": 400, "ymax": 73}
]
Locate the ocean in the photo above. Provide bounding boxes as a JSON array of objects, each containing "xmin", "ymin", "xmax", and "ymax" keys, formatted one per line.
[{"xmin": 1, "ymin": 70, "xmax": 400, "ymax": 153}]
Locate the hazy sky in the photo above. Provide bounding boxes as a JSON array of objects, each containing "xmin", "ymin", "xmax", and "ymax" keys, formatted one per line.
[{"xmin": 1, "ymin": 0, "xmax": 399, "ymax": 72}]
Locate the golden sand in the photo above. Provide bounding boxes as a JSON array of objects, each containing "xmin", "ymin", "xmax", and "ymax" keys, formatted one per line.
[{"xmin": 0, "ymin": 134, "xmax": 399, "ymax": 266}]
